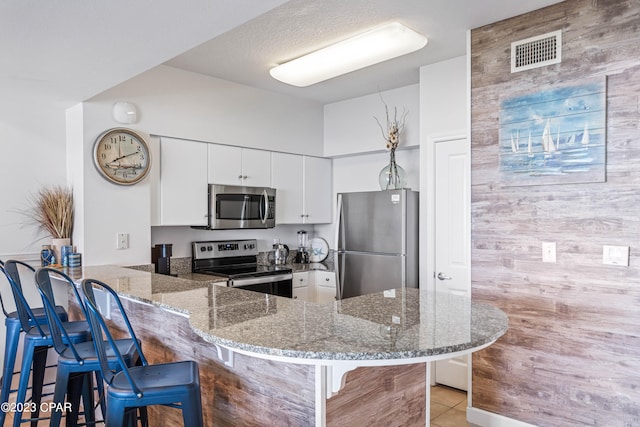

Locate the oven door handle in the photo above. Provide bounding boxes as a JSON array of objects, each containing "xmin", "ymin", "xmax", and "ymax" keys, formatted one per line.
[{"xmin": 229, "ymin": 273, "xmax": 292, "ymax": 287}]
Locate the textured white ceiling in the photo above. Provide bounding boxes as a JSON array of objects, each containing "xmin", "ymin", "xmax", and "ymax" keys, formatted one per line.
[
  {"xmin": 2, "ymin": 0, "xmax": 564, "ymax": 115},
  {"xmin": 166, "ymin": 0, "xmax": 565, "ymax": 104},
  {"xmin": 0, "ymin": 0, "xmax": 287, "ymax": 115}
]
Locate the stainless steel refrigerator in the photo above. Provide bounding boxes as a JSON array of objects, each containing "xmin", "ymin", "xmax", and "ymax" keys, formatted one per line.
[{"xmin": 336, "ymin": 189, "xmax": 419, "ymax": 299}]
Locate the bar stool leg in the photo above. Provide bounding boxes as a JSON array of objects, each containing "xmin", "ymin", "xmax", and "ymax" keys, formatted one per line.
[
  {"xmin": 13, "ymin": 342, "xmax": 48, "ymax": 427},
  {"xmin": 29, "ymin": 346, "xmax": 48, "ymax": 427},
  {"xmin": 0, "ymin": 318, "xmax": 21, "ymax": 425}
]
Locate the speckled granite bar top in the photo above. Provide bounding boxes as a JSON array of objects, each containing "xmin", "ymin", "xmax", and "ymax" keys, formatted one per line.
[{"xmin": 74, "ymin": 265, "xmax": 508, "ymax": 364}]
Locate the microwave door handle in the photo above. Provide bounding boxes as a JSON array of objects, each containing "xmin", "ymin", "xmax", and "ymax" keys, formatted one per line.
[
  {"xmin": 241, "ymin": 196, "xmax": 248, "ymax": 221},
  {"xmin": 260, "ymin": 189, "xmax": 268, "ymax": 224}
]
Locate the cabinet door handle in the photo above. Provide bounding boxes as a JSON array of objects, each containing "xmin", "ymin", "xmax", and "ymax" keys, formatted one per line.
[
  {"xmin": 325, "ymin": 278, "xmax": 330, "ymax": 281},
  {"xmin": 238, "ymin": 175, "xmax": 243, "ymax": 179},
  {"xmin": 243, "ymin": 175, "xmax": 248, "ymax": 179}
]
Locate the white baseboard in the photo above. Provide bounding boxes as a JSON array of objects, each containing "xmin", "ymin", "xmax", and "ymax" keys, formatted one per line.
[{"xmin": 467, "ymin": 407, "xmax": 537, "ymax": 427}]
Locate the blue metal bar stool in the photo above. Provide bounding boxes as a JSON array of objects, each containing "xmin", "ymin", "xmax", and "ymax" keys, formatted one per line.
[
  {"xmin": 82, "ymin": 279, "xmax": 203, "ymax": 427},
  {"xmin": 34, "ymin": 267, "xmax": 143, "ymax": 427},
  {"xmin": 0, "ymin": 261, "xmax": 69, "ymax": 427},
  {"xmin": 3, "ymin": 260, "xmax": 91, "ymax": 427}
]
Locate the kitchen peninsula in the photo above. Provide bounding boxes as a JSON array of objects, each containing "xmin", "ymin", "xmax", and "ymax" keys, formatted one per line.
[{"xmin": 66, "ymin": 265, "xmax": 508, "ymax": 427}]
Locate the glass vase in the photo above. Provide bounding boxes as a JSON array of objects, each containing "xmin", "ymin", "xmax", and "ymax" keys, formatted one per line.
[{"xmin": 378, "ymin": 151, "xmax": 406, "ymax": 190}]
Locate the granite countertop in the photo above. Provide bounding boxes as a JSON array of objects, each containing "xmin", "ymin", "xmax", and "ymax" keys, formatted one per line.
[{"xmin": 72, "ymin": 265, "xmax": 508, "ymax": 364}]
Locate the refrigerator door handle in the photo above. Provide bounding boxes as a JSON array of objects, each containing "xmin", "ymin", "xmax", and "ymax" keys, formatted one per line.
[
  {"xmin": 335, "ymin": 193, "xmax": 344, "ymax": 250},
  {"xmin": 336, "ymin": 252, "xmax": 345, "ymax": 300}
]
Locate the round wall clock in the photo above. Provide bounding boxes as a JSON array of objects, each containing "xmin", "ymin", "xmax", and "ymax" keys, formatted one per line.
[{"xmin": 93, "ymin": 128, "xmax": 151, "ymax": 185}]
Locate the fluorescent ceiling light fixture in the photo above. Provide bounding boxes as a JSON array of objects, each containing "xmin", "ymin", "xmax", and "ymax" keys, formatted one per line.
[{"xmin": 269, "ymin": 22, "xmax": 428, "ymax": 87}]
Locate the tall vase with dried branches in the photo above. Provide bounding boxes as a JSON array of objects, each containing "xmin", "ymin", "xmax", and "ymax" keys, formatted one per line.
[
  {"xmin": 25, "ymin": 186, "xmax": 74, "ymax": 265},
  {"xmin": 375, "ymin": 102, "xmax": 408, "ymax": 190}
]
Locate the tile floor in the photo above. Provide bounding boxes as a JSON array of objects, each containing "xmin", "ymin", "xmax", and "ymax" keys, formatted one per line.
[{"xmin": 431, "ymin": 385, "xmax": 479, "ymax": 427}]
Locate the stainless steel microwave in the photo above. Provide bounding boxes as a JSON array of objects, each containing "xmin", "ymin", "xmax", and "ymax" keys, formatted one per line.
[{"xmin": 202, "ymin": 184, "xmax": 276, "ymax": 229}]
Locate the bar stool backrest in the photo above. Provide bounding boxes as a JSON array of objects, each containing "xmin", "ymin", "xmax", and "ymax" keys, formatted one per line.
[
  {"xmin": 0, "ymin": 260, "xmax": 12, "ymax": 318},
  {"xmin": 2, "ymin": 260, "xmax": 46, "ymax": 336},
  {"xmin": 81, "ymin": 278, "xmax": 148, "ymax": 396},
  {"xmin": 34, "ymin": 268, "xmax": 89, "ymax": 361},
  {"xmin": 0, "ymin": 262, "xmax": 14, "ymax": 318}
]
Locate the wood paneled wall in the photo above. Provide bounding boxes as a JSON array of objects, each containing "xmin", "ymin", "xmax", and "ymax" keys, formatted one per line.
[{"xmin": 470, "ymin": 1, "xmax": 640, "ymax": 426}]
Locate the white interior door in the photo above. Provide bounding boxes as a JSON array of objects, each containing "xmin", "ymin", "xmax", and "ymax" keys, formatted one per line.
[{"xmin": 434, "ymin": 137, "xmax": 471, "ymax": 391}]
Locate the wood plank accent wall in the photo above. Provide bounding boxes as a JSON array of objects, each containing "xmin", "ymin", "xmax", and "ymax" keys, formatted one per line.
[{"xmin": 470, "ymin": 1, "xmax": 640, "ymax": 426}]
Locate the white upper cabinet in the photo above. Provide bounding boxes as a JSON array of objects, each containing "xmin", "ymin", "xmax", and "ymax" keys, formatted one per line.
[
  {"xmin": 208, "ymin": 144, "xmax": 271, "ymax": 187},
  {"xmin": 303, "ymin": 156, "xmax": 332, "ymax": 224},
  {"xmin": 159, "ymin": 137, "xmax": 208, "ymax": 226},
  {"xmin": 272, "ymin": 153, "xmax": 332, "ymax": 224},
  {"xmin": 272, "ymin": 152, "xmax": 304, "ymax": 224}
]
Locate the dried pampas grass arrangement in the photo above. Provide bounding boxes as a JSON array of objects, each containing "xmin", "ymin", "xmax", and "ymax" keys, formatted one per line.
[{"xmin": 25, "ymin": 186, "xmax": 74, "ymax": 240}]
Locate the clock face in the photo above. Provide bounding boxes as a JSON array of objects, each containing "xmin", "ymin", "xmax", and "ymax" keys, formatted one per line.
[{"xmin": 93, "ymin": 128, "xmax": 151, "ymax": 185}]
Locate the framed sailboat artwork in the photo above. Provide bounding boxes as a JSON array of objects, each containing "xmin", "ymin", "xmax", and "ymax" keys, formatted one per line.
[{"xmin": 498, "ymin": 77, "xmax": 606, "ymax": 186}]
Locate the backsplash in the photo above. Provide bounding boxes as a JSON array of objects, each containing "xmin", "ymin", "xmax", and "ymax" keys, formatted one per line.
[{"xmin": 130, "ymin": 250, "xmax": 335, "ymax": 275}]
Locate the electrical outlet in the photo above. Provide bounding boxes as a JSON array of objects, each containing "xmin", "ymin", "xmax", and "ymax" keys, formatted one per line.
[
  {"xmin": 116, "ymin": 233, "xmax": 129, "ymax": 250},
  {"xmin": 603, "ymin": 245, "xmax": 629, "ymax": 266},
  {"xmin": 542, "ymin": 242, "xmax": 556, "ymax": 263}
]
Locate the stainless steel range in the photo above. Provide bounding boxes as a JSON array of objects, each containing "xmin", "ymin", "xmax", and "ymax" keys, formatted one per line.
[{"xmin": 192, "ymin": 239, "xmax": 292, "ymax": 298}]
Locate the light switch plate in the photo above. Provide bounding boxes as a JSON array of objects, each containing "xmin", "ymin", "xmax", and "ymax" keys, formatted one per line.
[
  {"xmin": 116, "ymin": 233, "xmax": 129, "ymax": 250},
  {"xmin": 542, "ymin": 242, "xmax": 556, "ymax": 263},
  {"xmin": 602, "ymin": 245, "xmax": 629, "ymax": 266}
]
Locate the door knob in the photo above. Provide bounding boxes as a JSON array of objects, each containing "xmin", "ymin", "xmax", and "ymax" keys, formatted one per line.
[{"xmin": 437, "ymin": 272, "xmax": 452, "ymax": 280}]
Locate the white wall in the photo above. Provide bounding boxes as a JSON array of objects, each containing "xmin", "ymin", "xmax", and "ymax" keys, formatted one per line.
[
  {"xmin": 324, "ymin": 84, "xmax": 420, "ymax": 157},
  {"xmin": 0, "ymin": 104, "xmax": 67, "ymax": 260},
  {"xmin": 72, "ymin": 65, "xmax": 325, "ymax": 266},
  {"xmin": 419, "ymin": 56, "xmax": 467, "ymax": 138},
  {"xmin": 89, "ymin": 65, "xmax": 324, "ymax": 155}
]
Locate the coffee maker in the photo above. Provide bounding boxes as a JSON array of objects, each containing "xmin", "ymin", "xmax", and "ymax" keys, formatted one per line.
[
  {"xmin": 295, "ymin": 230, "xmax": 309, "ymax": 264},
  {"xmin": 152, "ymin": 243, "xmax": 173, "ymax": 275}
]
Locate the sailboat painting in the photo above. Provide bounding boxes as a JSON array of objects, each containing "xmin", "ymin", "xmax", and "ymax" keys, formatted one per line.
[{"xmin": 499, "ymin": 77, "xmax": 606, "ymax": 186}]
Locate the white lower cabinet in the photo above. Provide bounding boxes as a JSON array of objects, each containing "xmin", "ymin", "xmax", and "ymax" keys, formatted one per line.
[
  {"xmin": 292, "ymin": 272, "xmax": 309, "ymax": 301},
  {"xmin": 313, "ymin": 271, "xmax": 337, "ymax": 304},
  {"xmin": 292, "ymin": 270, "xmax": 336, "ymax": 303},
  {"xmin": 292, "ymin": 286, "xmax": 310, "ymax": 301}
]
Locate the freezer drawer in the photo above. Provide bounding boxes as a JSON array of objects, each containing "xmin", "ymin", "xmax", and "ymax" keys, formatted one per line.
[{"xmin": 337, "ymin": 252, "xmax": 415, "ymax": 299}]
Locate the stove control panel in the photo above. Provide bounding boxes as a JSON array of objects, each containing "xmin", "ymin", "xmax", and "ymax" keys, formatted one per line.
[{"xmin": 192, "ymin": 239, "xmax": 258, "ymax": 259}]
